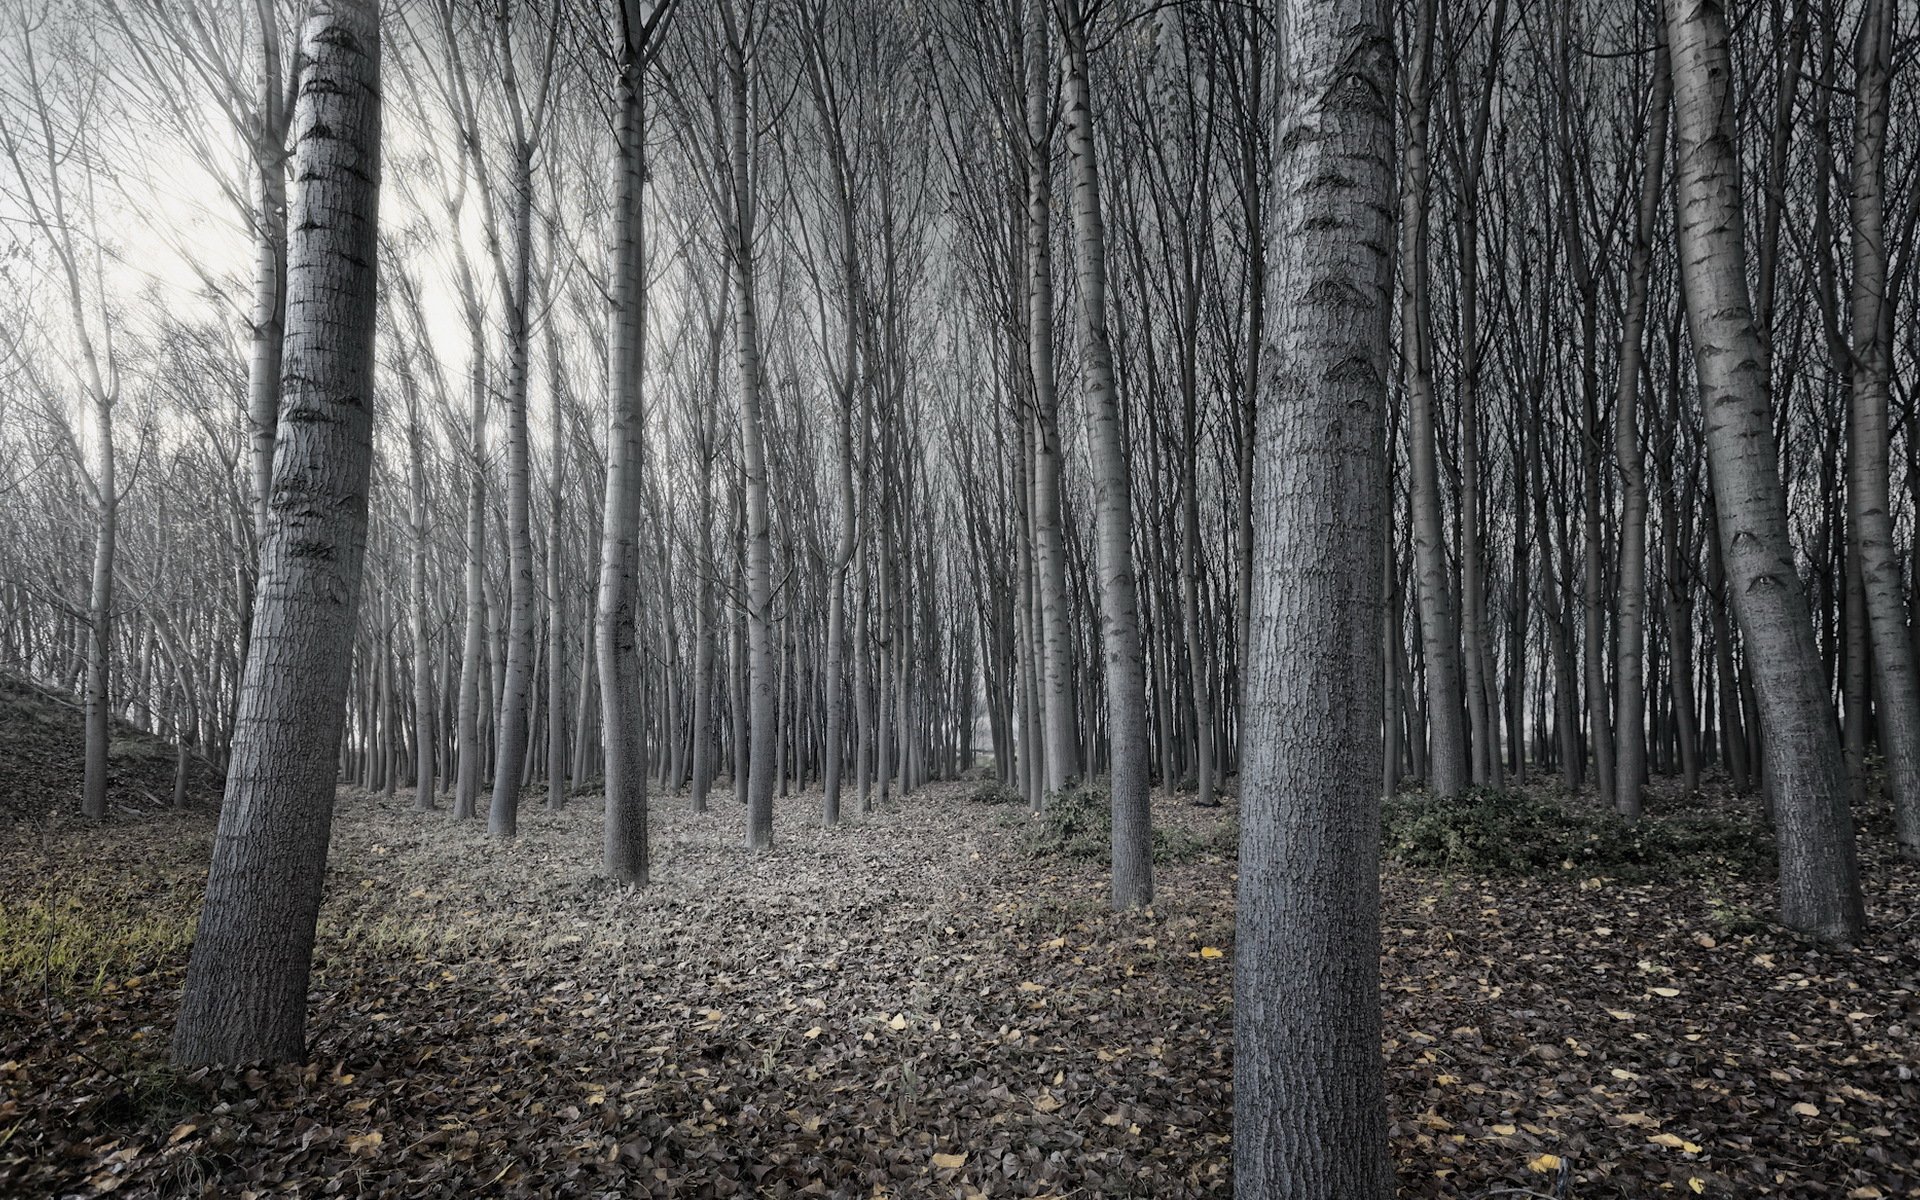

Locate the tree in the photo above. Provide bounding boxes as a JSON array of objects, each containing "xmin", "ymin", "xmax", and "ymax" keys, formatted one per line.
[
  {"xmin": 172, "ymin": 0, "xmax": 383, "ymax": 1063},
  {"xmin": 1232, "ymin": 0, "xmax": 1395, "ymax": 1191},
  {"xmin": 1612, "ymin": 37, "xmax": 1671, "ymax": 819},
  {"xmin": 600, "ymin": 0, "xmax": 674, "ymax": 883},
  {"xmin": 1664, "ymin": 0, "xmax": 1864, "ymax": 941},
  {"xmin": 1057, "ymin": 0, "xmax": 1152, "ymax": 910},
  {"xmin": 1397, "ymin": 0, "xmax": 1468, "ymax": 800},
  {"xmin": 1846, "ymin": 0, "xmax": 1920, "ymax": 861},
  {"xmin": 1023, "ymin": 0, "xmax": 1080, "ymax": 798}
]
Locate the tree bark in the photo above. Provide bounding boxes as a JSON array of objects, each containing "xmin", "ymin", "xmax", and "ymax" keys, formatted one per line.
[
  {"xmin": 1398, "ymin": 0, "xmax": 1467, "ymax": 800},
  {"xmin": 1612, "ymin": 43, "xmax": 1671, "ymax": 819},
  {"xmin": 1846, "ymin": 0, "xmax": 1920, "ymax": 859},
  {"xmin": 1059, "ymin": 0, "xmax": 1152, "ymax": 910},
  {"xmin": 173, "ymin": 0, "xmax": 381, "ymax": 1064},
  {"xmin": 1024, "ymin": 0, "xmax": 1080, "ymax": 798},
  {"xmin": 1233, "ymin": 0, "xmax": 1395, "ymax": 1190},
  {"xmin": 599, "ymin": 0, "xmax": 663, "ymax": 883},
  {"xmin": 1665, "ymin": 0, "xmax": 1864, "ymax": 941}
]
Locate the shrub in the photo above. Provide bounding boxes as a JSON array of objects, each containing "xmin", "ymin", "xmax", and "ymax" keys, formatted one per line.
[
  {"xmin": 1024, "ymin": 782, "xmax": 1237, "ymax": 864},
  {"xmin": 967, "ymin": 779, "xmax": 1025, "ymax": 806},
  {"xmin": 1382, "ymin": 788, "xmax": 1773, "ymax": 882}
]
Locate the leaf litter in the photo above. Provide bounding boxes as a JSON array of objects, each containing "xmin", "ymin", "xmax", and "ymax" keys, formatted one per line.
[{"xmin": 0, "ymin": 778, "xmax": 1914, "ymax": 1197}]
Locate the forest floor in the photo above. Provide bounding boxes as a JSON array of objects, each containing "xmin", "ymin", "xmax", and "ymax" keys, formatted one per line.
[{"xmin": 1, "ymin": 743, "xmax": 1916, "ymax": 1197}]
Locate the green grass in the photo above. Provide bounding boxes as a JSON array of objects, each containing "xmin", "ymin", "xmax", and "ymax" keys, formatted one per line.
[{"xmin": 0, "ymin": 890, "xmax": 199, "ymax": 994}]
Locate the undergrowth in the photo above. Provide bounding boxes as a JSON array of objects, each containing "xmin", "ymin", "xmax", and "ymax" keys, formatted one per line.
[
  {"xmin": 1026, "ymin": 783, "xmax": 1236, "ymax": 865},
  {"xmin": 0, "ymin": 889, "xmax": 199, "ymax": 993},
  {"xmin": 1382, "ymin": 787, "xmax": 1774, "ymax": 882}
]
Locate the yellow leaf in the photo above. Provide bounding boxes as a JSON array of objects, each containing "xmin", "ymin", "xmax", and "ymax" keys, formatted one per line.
[
  {"xmin": 1617, "ymin": 1112, "xmax": 1658, "ymax": 1128},
  {"xmin": 1033, "ymin": 1092, "xmax": 1063, "ymax": 1113},
  {"xmin": 930, "ymin": 1152, "xmax": 967, "ymax": 1170},
  {"xmin": 1790, "ymin": 1102, "xmax": 1819, "ymax": 1117},
  {"xmin": 1199, "ymin": 947, "xmax": 1224, "ymax": 959},
  {"xmin": 1491, "ymin": 1123, "xmax": 1517, "ymax": 1136},
  {"xmin": 1526, "ymin": 1153, "xmax": 1562, "ymax": 1173},
  {"xmin": 1689, "ymin": 1177, "xmax": 1706, "ymax": 1194},
  {"xmin": 804, "ymin": 1026, "xmax": 823, "ymax": 1039},
  {"xmin": 1651, "ymin": 987, "xmax": 1680, "ymax": 998},
  {"xmin": 346, "ymin": 1131, "xmax": 384, "ymax": 1156},
  {"xmin": 1649, "ymin": 1133, "xmax": 1703, "ymax": 1153},
  {"xmin": 1606, "ymin": 1009, "xmax": 1635, "ymax": 1021},
  {"xmin": 1018, "ymin": 981, "xmax": 1045, "ymax": 992},
  {"xmin": 887, "ymin": 1013, "xmax": 908, "ymax": 1031},
  {"xmin": 1849, "ymin": 1187, "xmax": 1885, "ymax": 1199},
  {"xmin": 166, "ymin": 1122, "xmax": 199, "ymax": 1145}
]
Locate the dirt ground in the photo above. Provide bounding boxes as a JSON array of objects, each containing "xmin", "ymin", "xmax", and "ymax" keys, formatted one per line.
[{"xmin": 0, "ymin": 770, "xmax": 1915, "ymax": 1198}]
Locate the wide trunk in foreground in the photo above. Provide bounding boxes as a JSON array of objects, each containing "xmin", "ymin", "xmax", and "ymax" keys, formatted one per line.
[
  {"xmin": 1232, "ymin": 0, "xmax": 1395, "ymax": 1194},
  {"xmin": 173, "ymin": 0, "xmax": 382, "ymax": 1065}
]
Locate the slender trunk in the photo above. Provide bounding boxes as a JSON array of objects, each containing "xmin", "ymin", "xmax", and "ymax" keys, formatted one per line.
[
  {"xmin": 1847, "ymin": 0, "xmax": 1920, "ymax": 858},
  {"xmin": 543, "ymin": 327, "xmax": 567, "ymax": 809},
  {"xmin": 1024, "ymin": 0, "xmax": 1080, "ymax": 797},
  {"xmin": 246, "ymin": 11, "xmax": 288, "ymax": 550},
  {"xmin": 599, "ymin": 23, "xmax": 650, "ymax": 883},
  {"xmin": 1060, "ymin": 0, "xmax": 1151, "ymax": 909},
  {"xmin": 719, "ymin": 6, "xmax": 777, "ymax": 851},
  {"xmin": 1398, "ymin": 0, "xmax": 1467, "ymax": 799},
  {"xmin": 406, "ymin": 379, "xmax": 435, "ymax": 812},
  {"xmin": 81, "ymin": 431, "xmax": 114, "ymax": 821},
  {"xmin": 1612, "ymin": 45, "xmax": 1671, "ymax": 819},
  {"xmin": 488, "ymin": 136, "xmax": 536, "ymax": 839},
  {"xmin": 1665, "ymin": 0, "xmax": 1864, "ymax": 940}
]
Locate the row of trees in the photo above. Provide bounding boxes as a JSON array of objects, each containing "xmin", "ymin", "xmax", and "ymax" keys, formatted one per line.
[{"xmin": 1, "ymin": 0, "xmax": 1916, "ymax": 1187}]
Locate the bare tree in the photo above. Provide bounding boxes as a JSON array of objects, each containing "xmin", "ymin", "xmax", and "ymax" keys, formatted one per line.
[
  {"xmin": 1665, "ymin": 0, "xmax": 1864, "ymax": 941},
  {"xmin": 1057, "ymin": 0, "xmax": 1151, "ymax": 909},
  {"xmin": 172, "ymin": 0, "xmax": 382, "ymax": 1063}
]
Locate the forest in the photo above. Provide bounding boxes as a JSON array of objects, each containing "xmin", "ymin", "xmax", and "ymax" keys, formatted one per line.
[{"xmin": 0, "ymin": 0, "xmax": 1916, "ymax": 1195}]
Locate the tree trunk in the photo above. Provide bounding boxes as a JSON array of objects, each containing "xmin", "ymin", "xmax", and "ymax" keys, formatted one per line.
[
  {"xmin": 1612, "ymin": 44, "xmax": 1671, "ymax": 819},
  {"xmin": 599, "ymin": 7, "xmax": 655, "ymax": 883},
  {"xmin": 1024, "ymin": 0, "xmax": 1080, "ymax": 798},
  {"xmin": 1846, "ymin": 0, "xmax": 1920, "ymax": 859},
  {"xmin": 172, "ymin": 0, "xmax": 381, "ymax": 1063},
  {"xmin": 719, "ymin": 0, "xmax": 777, "ymax": 851},
  {"xmin": 1665, "ymin": 0, "xmax": 1864, "ymax": 941},
  {"xmin": 487, "ymin": 140, "xmax": 537, "ymax": 837},
  {"xmin": 1059, "ymin": 0, "xmax": 1152, "ymax": 910},
  {"xmin": 1398, "ymin": 0, "xmax": 1467, "ymax": 800},
  {"xmin": 1234, "ymin": 0, "xmax": 1395, "ymax": 1190}
]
